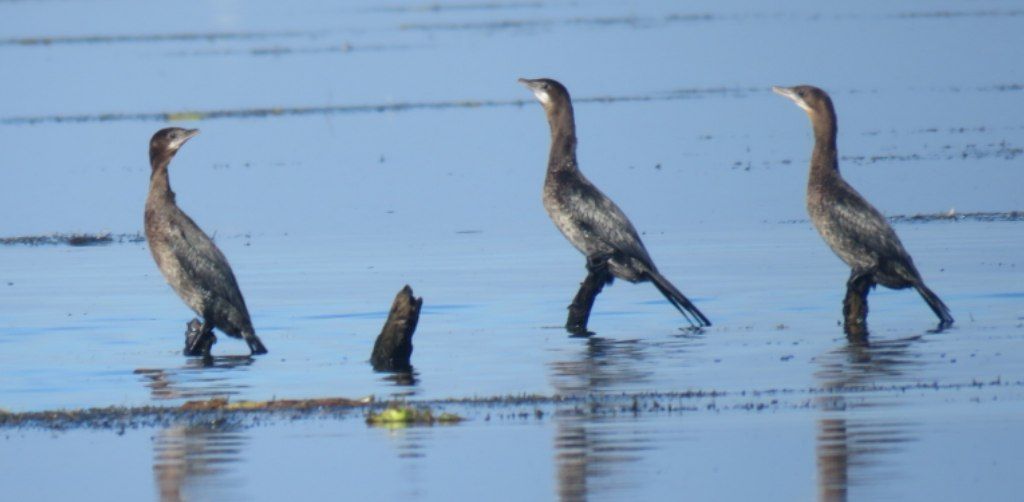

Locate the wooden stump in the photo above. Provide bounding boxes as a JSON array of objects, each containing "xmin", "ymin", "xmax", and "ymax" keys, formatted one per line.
[{"xmin": 371, "ymin": 285, "xmax": 422, "ymax": 372}]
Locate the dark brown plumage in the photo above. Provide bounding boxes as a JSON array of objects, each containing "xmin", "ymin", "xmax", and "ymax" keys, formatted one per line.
[
  {"xmin": 773, "ymin": 85, "xmax": 953, "ymax": 333},
  {"xmin": 519, "ymin": 77, "xmax": 711, "ymax": 332},
  {"xmin": 144, "ymin": 127, "xmax": 268, "ymax": 356}
]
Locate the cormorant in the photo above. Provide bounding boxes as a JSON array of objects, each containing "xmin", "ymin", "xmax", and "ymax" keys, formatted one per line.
[
  {"xmin": 144, "ymin": 127, "xmax": 268, "ymax": 356},
  {"xmin": 772, "ymin": 85, "xmax": 954, "ymax": 334},
  {"xmin": 519, "ymin": 78, "xmax": 711, "ymax": 333}
]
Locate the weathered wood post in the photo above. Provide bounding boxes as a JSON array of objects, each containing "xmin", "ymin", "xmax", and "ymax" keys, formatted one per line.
[{"xmin": 371, "ymin": 285, "xmax": 422, "ymax": 371}]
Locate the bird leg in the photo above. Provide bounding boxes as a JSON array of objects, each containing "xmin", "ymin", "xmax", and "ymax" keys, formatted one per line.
[
  {"xmin": 566, "ymin": 257, "xmax": 614, "ymax": 335},
  {"xmin": 183, "ymin": 319, "xmax": 216, "ymax": 358},
  {"xmin": 843, "ymin": 271, "xmax": 874, "ymax": 338}
]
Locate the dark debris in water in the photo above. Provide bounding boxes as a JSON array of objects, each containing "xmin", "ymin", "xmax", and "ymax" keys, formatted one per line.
[
  {"xmin": 0, "ymin": 29, "xmax": 324, "ymax": 47},
  {"xmin": 840, "ymin": 141, "xmax": 1023, "ymax": 165},
  {"xmin": 782, "ymin": 210, "xmax": 1024, "ymax": 225},
  {"xmin": 894, "ymin": 9, "xmax": 1024, "ymax": 19},
  {"xmin": 0, "ymin": 232, "xmax": 144, "ymax": 247},
  {"xmin": 166, "ymin": 42, "xmax": 417, "ymax": 58},
  {"xmin": 0, "ymin": 396, "xmax": 371, "ymax": 431},
  {"xmin": 0, "ymin": 87, "xmax": 758, "ymax": 126},
  {"xmin": 180, "ymin": 396, "xmax": 371, "ymax": 411},
  {"xmin": 760, "ymin": 140, "xmax": 1023, "ymax": 173},
  {"xmin": 888, "ymin": 210, "xmax": 1024, "ymax": 223},
  {"xmin": 5, "ymin": 84, "xmax": 1016, "ymax": 127},
  {"xmin": 397, "ymin": 12, "xmax": 745, "ymax": 32},
  {"xmin": 396, "ymin": 9, "xmax": 1024, "ymax": 33},
  {"xmin": 363, "ymin": 1, "xmax": 543, "ymax": 14},
  {"xmin": 2, "ymin": 376, "xmax": 1018, "ymax": 431}
]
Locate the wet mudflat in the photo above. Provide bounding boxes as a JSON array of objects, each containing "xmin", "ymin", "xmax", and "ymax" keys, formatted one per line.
[{"xmin": 2, "ymin": 0, "xmax": 1023, "ymax": 500}]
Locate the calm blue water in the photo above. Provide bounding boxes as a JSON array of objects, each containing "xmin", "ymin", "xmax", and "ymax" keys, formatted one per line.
[{"xmin": 1, "ymin": 0, "xmax": 1023, "ymax": 500}]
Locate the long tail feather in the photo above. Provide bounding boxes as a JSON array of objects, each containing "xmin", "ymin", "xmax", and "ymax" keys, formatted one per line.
[
  {"xmin": 913, "ymin": 282, "xmax": 954, "ymax": 327},
  {"xmin": 647, "ymin": 270, "xmax": 711, "ymax": 327},
  {"xmin": 243, "ymin": 330, "xmax": 268, "ymax": 355}
]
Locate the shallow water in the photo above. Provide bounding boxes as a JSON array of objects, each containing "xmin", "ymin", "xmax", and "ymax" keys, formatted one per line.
[{"xmin": 2, "ymin": 0, "xmax": 1024, "ymax": 500}]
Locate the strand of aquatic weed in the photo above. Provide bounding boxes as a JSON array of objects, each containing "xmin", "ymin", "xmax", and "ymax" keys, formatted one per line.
[
  {"xmin": 1, "ymin": 376, "xmax": 1017, "ymax": 431},
  {"xmin": 0, "ymin": 29, "xmax": 327, "ymax": 47},
  {"xmin": 781, "ymin": 210, "xmax": 1024, "ymax": 225},
  {"xmin": 395, "ymin": 9, "xmax": 1024, "ymax": 32},
  {"xmin": 0, "ymin": 232, "xmax": 145, "ymax": 247},
  {"xmin": 4, "ymin": 83, "xmax": 1019, "ymax": 127},
  {"xmin": 4, "ymin": 8, "xmax": 1020, "ymax": 48},
  {"xmin": 894, "ymin": 9, "xmax": 1024, "ymax": 19},
  {"xmin": 363, "ymin": 1, "xmax": 545, "ymax": 14},
  {"xmin": 391, "ymin": 11, "xmax": 732, "ymax": 33},
  {"xmin": 0, "ymin": 87, "xmax": 760, "ymax": 126},
  {"xmin": 0, "ymin": 231, "xmax": 271, "ymax": 247},
  {"xmin": 164, "ymin": 42, "xmax": 417, "ymax": 58}
]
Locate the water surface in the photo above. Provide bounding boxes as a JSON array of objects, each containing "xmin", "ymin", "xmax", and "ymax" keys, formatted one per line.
[{"xmin": 1, "ymin": 0, "xmax": 1023, "ymax": 500}]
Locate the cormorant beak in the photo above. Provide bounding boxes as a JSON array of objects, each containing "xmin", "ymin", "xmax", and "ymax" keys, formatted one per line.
[
  {"xmin": 772, "ymin": 86, "xmax": 811, "ymax": 113},
  {"xmin": 171, "ymin": 128, "xmax": 200, "ymax": 149},
  {"xmin": 518, "ymin": 77, "xmax": 551, "ymax": 106}
]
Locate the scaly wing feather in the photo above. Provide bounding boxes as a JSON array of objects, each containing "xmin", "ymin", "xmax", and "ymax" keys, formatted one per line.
[
  {"xmin": 819, "ymin": 180, "xmax": 913, "ymax": 272},
  {"xmin": 166, "ymin": 209, "xmax": 250, "ymax": 319},
  {"xmin": 554, "ymin": 170, "xmax": 655, "ymax": 269}
]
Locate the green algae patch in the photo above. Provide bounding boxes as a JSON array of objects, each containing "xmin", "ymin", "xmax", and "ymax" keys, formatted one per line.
[
  {"xmin": 366, "ymin": 406, "xmax": 463, "ymax": 428},
  {"xmin": 165, "ymin": 111, "xmax": 206, "ymax": 122}
]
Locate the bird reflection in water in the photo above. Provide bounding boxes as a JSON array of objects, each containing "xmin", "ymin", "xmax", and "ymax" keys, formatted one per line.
[
  {"xmin": 369, "ymin": 370, "xmax": 429, "ymax": 464},
  {"xmin": 814, "ymin": 336, "xmax": 922, "ymax": 501},
  {"xmin": 153, "ymin": 423, "xmax": 248, "ymax": 502},
  {"xmin": 136, "ymin": 357, "xmax": 254, "ymax": 501},
  {"xmin": 550, "ymin": 335, "xmax": 697, "ymax": 501},
  {"xmin": 549, "ymin": 331, "xmax": 703, "ymax": 393},
  {"xmin": 554, "ymin": 413, "xmax": 655, "ymax": 502},
  {"xmin": 377, "ymin": 368, "xmax": 419, "ymax": 392},
  {"xmin": 134, "ymin": 356, "xmax": 254, "ymax": 401}
]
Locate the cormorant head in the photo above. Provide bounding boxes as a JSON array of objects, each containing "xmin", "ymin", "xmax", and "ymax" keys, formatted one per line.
[
  {"xmin": 772, "ymin": 85, "xmax": 834, "ymax": 118},
  {"xmin": 150, "ymin": 127, "xmax": 199, "ymax": 164},
  {"xmin": 518, "ymin": 77, "xmax": 572, "ymax": 111}
]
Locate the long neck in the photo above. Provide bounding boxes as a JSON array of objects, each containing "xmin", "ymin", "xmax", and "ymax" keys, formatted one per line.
[
  {"xmin": 148, "ymin": 151, "xmax": 175, "ymax": 202},
  {"xmin": 808, "ymin": 108, "xmax": 839, "ymax": 186},
  {"xmin": 546, "ymin": 104, "xmax": 578, "ymax": 173}
]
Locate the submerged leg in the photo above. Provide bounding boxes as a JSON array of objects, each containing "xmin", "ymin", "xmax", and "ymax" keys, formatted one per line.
[
  {"xmin": 842, "ymin": 271, "xmax": 873, "ymax": 338},
  {"xmin": 566, "ymin": 258, "xmax": 614, "ymax": 335},
  {"xmin": 184, "ymin": 319, "xmax": 216, "ymax": 357}
]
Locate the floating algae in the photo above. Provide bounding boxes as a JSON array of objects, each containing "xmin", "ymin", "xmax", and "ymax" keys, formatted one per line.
[
  {"xmin": 165, "ymin": 111, "xmax": 206, "ymax": 122},
  {"xmin": 365, "ymin": 405, "xmax": 463, "ymax": 428}
]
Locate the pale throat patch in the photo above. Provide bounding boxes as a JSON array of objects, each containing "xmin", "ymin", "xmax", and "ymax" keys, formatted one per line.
[{"xmin": 532, "ymin": 89, "xmax": 552, "ymax": 106}]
